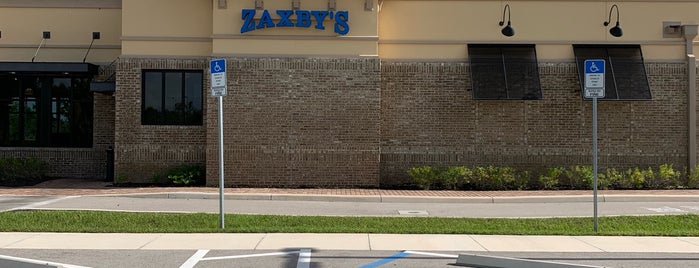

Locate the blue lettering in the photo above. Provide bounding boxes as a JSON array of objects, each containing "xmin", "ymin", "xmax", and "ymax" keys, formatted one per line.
[
  {"xmin": 240, "ymin": 9, "xmax": 349, "ymax": 34},
  {"xmin": 241, "ymin": 9, "xmax": 256, "ymax": 33},
  {"xmin": 295, "ymin": 10, "xmax": 311, "ymax": 27},
  {"xmin": 311, "ymin": 11, "xmax": 329, "ymax": 30},
  {"xmin": 276, "ymin": 10, "xmax": 295, "ymax": 27},
  {"xmin": 257, "ymin": 10, "xmax": 275, "ymax": 29},
  {"xmin": 334, "ymin": 11, "xmax": 349, "ymax": 35}
]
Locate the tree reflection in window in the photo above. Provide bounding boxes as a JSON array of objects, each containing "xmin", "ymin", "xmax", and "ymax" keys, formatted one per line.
[{"xmin": 0, "ymin": 76, "xmax": 93, "ymax": 147}]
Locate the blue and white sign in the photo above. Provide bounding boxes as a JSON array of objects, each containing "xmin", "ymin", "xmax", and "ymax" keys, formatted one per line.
[
  {"xmin": 210, "ymin": 59, "xmax": 227, "ymax": 97},
  {"xmin": 584, "ymin": 59, "xmax": 605, "ymax": 98}
]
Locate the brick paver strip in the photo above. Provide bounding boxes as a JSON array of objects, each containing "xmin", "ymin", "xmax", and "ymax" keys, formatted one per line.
[{"xmin": 1, "ymin": 179, "xmax": 699, "ymax": 198}]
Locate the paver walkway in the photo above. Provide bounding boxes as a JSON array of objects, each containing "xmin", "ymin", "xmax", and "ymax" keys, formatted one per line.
[{"xmin": 2, "ymin": 178, "xmax": 699, "ymax": 198}]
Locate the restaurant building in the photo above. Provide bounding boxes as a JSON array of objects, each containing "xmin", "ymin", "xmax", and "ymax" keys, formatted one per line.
[{"xmin": 0, "ymin": 0, "xmax": 697, "ymax": 187}]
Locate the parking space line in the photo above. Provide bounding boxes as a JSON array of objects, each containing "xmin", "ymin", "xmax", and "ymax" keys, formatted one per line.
[
  {"xmin": 200, "ymin": 251, "xmax": 300, "ymax": 261},
  {"xmin": 0, "ymin": 254, "xmax": 91, "ymax": 268},
  {"xmin": 185, "ymin": 249, "xmax": 311, "ymax": 267},
  {"xmin": 5, "ymin": 196, "xmax": 78, "ymax": 211},
  {"xmin": 179, "ymin": 249, "xmax": 209, "ymax": 268},
  {"xmin": 358, "ymin": 251, "xmax": 411, "ymax": 268},
  {"xmin": 404, "ymin": 250, "xmax": 458, "ymax": 258},
  {"xmin": 297, "ymin": 248, "xmax": 311, "ymax": 268}
]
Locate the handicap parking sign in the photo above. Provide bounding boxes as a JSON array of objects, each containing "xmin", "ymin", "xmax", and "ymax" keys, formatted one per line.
[
  {"xmin": 584, "ymin": 59, "xmax": 605, "ymax": 98},
  {"xmin": 210, "ymin": 59, "xmax": 227, "ymax": 97}
]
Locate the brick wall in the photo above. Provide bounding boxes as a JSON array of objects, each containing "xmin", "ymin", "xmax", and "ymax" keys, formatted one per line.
[
  {"xmin": 114, "ymin": 58, "xmax": 207, "ymax": 182},
  {"xmin": 380, "ymin": 61, "xmax": 688, "ymax": 186},
  {"xmin": 112, "ymin": 58, "xmax": 690, "ymax": 188},
  {"xmin": 0, "ymin": 92, "xmax": 115, "ymax": 179},
  {"xmin": 205, "ymin": 57, "xmax": 382, "ymax": 187}
]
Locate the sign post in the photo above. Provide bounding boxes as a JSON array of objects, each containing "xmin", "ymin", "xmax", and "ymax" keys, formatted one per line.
[
  {"xmin": 210, "ymin": 58, "xmax": 227, "ymax": 229},
  {"xmin": 584, "ymin": 59, "xmax": 605, "ymax": 233}
]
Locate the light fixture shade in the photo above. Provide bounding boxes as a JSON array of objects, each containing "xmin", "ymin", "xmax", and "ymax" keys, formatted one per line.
[
  {"xmin": 609, "ymin": 22, "xmax": 623, "ymax": 37},
  {"xmin": 604, "ymin": 4, "xmax": 623, "ymax": 37},
  {"xmin": 501, "ymin": 22, "xmax": 515, "ymax": 37}
]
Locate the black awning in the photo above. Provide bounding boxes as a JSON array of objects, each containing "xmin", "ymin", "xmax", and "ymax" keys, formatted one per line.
[{"xmin": 0, "ymin": 62, "xmax": 98, "ymax": 74}]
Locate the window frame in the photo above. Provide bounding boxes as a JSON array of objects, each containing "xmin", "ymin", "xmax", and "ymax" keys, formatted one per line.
[
  {"xmin": 573, "ymin": 44, "xmax": 652, "ymax": 101},
  {"xmin": 467, "ymin": 44, "xmax": 543, "ymax": 100},
  {"xmin": 141, "ymin": 69, "xmax": 204, "ymax": 126}
]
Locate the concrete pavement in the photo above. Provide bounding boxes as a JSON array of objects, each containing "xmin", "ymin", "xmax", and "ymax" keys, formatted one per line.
[{"xmin": 2, "ymin": 233, "xmax": 699, "ymax": 253}]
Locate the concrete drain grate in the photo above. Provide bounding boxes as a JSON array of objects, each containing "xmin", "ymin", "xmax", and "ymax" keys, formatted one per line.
[{"xmin": 398, "ymin": 210, "xmax": 429, "ymax": 216}]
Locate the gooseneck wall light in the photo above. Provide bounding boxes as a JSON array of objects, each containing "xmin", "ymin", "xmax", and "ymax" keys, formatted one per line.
[
  {"xmin": 604, "ymin": 4, "xmax": 623, "ymax": 37},
  {"xmin": 499, "ymin": 4, "xmax": 514, "ymax": 37}
]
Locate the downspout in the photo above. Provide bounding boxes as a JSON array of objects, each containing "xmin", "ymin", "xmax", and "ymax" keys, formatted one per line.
[{"xmin": 684, "ymin": 25, "xmax": 698, "ymax": 169}]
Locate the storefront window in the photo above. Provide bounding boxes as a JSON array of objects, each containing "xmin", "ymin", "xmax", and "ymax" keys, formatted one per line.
[
  {"xmin": 141, "ymin": 70, "xmax": 203, "ymax": 125},
  {"xmin": 0, "ymin": 75, "xmax": 93, "ymax": 147}
]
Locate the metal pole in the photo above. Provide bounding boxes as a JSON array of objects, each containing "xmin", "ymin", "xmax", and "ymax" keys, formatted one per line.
[
  {"xmin": 218, "ymin": 95, "xmax": 225, "ymax": 229},
  {"xmin": 593, "ymin": 97, "xmax": 598, "ymax": 233}
]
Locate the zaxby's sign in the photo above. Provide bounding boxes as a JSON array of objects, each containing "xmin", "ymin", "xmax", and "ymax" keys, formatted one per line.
[{"xmin": 241, "ymin": 9, "xmax": 350, "ymax": 35}]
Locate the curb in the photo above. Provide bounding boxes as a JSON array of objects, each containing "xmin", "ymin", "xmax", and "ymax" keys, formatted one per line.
[{"xmin": 98, "ymin": 192, "xmax": 699, "ymax": 203}]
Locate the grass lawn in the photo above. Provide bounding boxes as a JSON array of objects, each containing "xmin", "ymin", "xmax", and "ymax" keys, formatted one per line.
[{"xmin": 1, "ymin": 211, "xmax": 698, "ymax": 236}]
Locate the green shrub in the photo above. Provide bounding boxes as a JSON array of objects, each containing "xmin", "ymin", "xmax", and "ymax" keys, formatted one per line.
[
  {"xmin": 647, "ymin": 164, "xmax": 681, "ymax": 189},
  {"xmin": 467, "ymin": 165, "xmax": 517, "ymax": 190},
  {"xmin": 538, "ymin": 167, "xmax": 565, "ymax": 190},
  {"xmin": 407, "ymin": 164, "xmax": 694, "ymax": 191},
  {"xmin": 0, "ymin": 157, "xmax": 48, "ymax": 186},
  {"xmin": 442, "ymin": 166, "xmax": 469, "ymax": 190},
  {"xmin": 600, "ymin": 168, "xmax": 623, "ymax": 190},
  {"xmin": 620, "ymin": 168, "xmax": 647, "ymax": 189},
  {"xmin": 408, "ymin": 166, "xmax": 437, "ymax": 190},
  {"xmin": 688, "ymin": 165, "xmax": 699, "ymax": 189},
  {"xmin": 563, "ymin": 166, "xmax": 594, "ymax": 190},
  {"xmin": 167, "ymin": 165, "xmax": 205, "ymax": 186},
  {"xmin": 513, "ymin": 170, "xmax": 532, "ymax": 190}
]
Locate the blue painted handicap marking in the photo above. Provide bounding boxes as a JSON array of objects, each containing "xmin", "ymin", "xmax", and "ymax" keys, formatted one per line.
[
  {"xmin": 358, "ymin": 250, "xmax": 459, "ymax": 267},
  {"xmin": 358, "ymin": 251, "xmax": 411, "ymax": 268},
  {"xmin": 584, "ymin": 59, "xmax": 605, "ymax": 74},
  {"xmin": 210, "ymin": 59, "xmax": 226, "ymax": 74}
]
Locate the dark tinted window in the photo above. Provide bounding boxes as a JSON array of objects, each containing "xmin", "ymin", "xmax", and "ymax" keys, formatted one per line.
[
  {"xmin": 0, "ymin": 75, "xmax": 93, "ymax": 147},
  {"xmin": 573, "ymin": 45, "xmax": 651, "ymax": 100},
  {"xmin": 142, "ymin": 70, "xmax": 203, "ymax": 125},
  {"xmin": 468, "ymin": 44, "xmax": 542, "ymax": 100}
]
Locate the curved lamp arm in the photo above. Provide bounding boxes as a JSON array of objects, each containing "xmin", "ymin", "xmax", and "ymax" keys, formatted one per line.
[
  {"xmin": 604, "ymin": 4, "xmax": 620, "ymax": 26},
  {"xmin": 499, "ymin": 4, "xmax": 511, "ymax": 26}
]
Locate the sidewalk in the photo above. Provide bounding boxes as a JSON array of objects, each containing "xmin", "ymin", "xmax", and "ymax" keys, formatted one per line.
[{"xmin": 2, "ymin": 232, "xmax": 699, "ymax": 253}]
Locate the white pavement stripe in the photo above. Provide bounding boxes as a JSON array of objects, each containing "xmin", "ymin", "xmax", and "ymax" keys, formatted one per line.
[
  {"xmin": 179, "ymin": 249, "xmax": 209, "ymax": 268},
  {"xmin": 0, "ymin": 254, "xmax": 92, "ymax": 268},
  {"xmin": 403, "ymin": 250, "xmax": 458, "ymax": 258},
  {"xmin": 297, "ymin": 249, "xmax": 311, "ymax": 268},
  {"xmin": 8, "ymin": 196, "xmax": 78, "ymax": 211},
  {"xmin": 643, "ymin": 206, "xmax": 686, "ymax": 213},
  {"xmin": 200, "ymin": 251, "xmax": 300, "ymax": 261}
]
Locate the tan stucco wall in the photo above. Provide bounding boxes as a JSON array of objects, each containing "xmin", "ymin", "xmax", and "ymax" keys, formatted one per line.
[
  {"xmin": 120, "ymin": 0, "xmax": 378, "ymax": 57},
  {"xmin": 0, "ymin": 1, "xmax": 696, "ymax": 61},
  {"xmin": 121, "ymin": 0, "xmax": 212, "ymax": 56},
  {"xmin": 0, "ymin": 6, "xmax": 121, "ymax": 63},
  {"xmin": 378, "ymin": 0, "xmax": 699, "ymax": 61}
]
